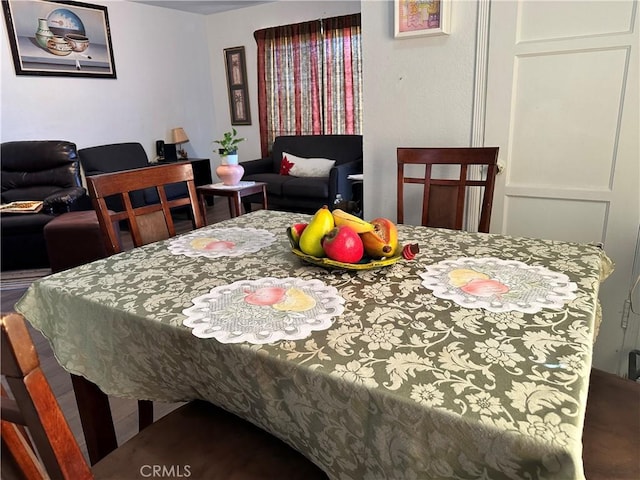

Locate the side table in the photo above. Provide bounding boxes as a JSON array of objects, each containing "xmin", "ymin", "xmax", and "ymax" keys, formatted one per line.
[{"xmin": 197, "ymin": 182, "xmax": 268, "ymax": 224}]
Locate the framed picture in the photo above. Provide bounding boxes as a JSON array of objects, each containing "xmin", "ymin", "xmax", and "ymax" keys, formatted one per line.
[
  {"xmin": 224, "ymin": 46, "xmax": 251, "ymax": 125},
  {"xmin": 394, "ymin": 0, "xmax": 451, "ymax": 38},
  {"xmin": 2, "ymin": 0, "xmax": 116, "ymax": 78}
]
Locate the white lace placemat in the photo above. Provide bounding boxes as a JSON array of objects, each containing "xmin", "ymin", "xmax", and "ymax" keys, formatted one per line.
[
  {"xmin": 183, "ymin": 277, "xmax": 345, "ymax": 344},
  {"xmin": 167, "ymin": 227, "xmax": 276, "ymax": 258},
  {"xmin": 419, "ymin": 257, "xmax": 577, "ymax": 313},
  {"xmin": 208, "ymin": 181, "xmax": 256, "ymax": 190}
]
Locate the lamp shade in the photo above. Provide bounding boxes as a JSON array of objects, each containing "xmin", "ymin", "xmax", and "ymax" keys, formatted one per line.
[{"xmin": 171, "ymin": 127, "xmax": 189, "ymax": 144}]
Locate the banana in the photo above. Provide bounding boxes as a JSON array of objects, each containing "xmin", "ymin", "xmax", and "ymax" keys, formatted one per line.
[{"xmin": 332, "ymin": 209, "xmax": 374, "ymax": 234}]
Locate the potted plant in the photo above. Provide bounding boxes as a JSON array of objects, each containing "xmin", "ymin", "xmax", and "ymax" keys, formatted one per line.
[
  {"xmin": 213, "ymin": 128, "xmax": 245, "ymax": 186},
  {"xmin": 214, "ymin": 128, "xmax": 245, "ymax": 165}
]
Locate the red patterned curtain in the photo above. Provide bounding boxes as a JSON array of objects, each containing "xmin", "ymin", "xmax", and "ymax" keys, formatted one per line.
[
  {"xmin": 254, "ymin": 14, "xmax": 362, "ymax": 156},
  {"xmin": 322, "ymin": 14, "xmax": 362, "ymax": 135}
]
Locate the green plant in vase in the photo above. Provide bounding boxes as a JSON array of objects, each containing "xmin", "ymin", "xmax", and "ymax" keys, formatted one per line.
[
  {"xmin": 214, "ymin": 128, "xmax": 245, "ymax": 164},
  {"xmin": 213, "ymin": 128, "xmax": 245, "ymax": 186}
]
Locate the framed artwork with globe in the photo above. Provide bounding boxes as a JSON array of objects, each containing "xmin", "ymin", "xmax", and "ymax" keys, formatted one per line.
[{"xmin": 2, "ymin": 0, "xmax": 116, "ymax": 78}]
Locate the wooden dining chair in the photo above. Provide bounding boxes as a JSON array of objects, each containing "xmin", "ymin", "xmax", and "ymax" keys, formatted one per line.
[
  {"xmin": 86, "ymin": 162, "xmax": 205, "ymax": 255},
  {"xmin": 1, "ymin": 312, "xmax": 328, "ymax": 480},
  {"xmin": 396, "ymin": 147, "xmax": 499, "ymax": 233},
  {"xmin": 81, "ymin": 162, "xmax": 205, "ymax": 460}
]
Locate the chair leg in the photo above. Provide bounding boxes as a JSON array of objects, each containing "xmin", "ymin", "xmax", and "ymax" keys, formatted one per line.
[
  {"xmin": 138, "ymin": 400, "xmax": 153, "ymax": 430},
  {"xmin": 629, "ymin": 349, "xmax": 640, "ymax": 381}
]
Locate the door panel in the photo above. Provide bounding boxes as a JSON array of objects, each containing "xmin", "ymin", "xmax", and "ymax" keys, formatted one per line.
[
  {"xmin": 485, "ymin": 0, "xmax": 639, "ymax": 375},
  {"xmin": 506, "ymin": 197, "xmax": 608, "ymax": 242},
  {"xmin": 509, "ymin": 49, "xmax": 626, "ymax": 189}
]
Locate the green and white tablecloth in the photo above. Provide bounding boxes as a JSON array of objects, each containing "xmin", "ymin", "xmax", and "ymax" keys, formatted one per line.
[{"xmin": 17, "ymin": 209, "xmax": 612, "ymax": 480}]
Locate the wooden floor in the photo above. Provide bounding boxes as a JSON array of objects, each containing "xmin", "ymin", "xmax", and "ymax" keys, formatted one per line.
[{"xmin": 0, "ymin": 199, "xmax": 257, "ymax": 464}]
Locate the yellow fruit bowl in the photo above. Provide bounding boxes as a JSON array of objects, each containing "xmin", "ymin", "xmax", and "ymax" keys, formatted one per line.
[{"xmin": 290, "ymin": 248, "xmax": 401, "ymax": 270}]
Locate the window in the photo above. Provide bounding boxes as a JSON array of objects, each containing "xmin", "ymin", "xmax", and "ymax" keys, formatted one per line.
[{"xmin": 254, "ymin": 14, "xmax": 362, "ymax": 155}]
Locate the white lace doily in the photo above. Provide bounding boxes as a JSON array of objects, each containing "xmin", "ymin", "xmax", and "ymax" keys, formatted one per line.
[
  {"xmin": 419, "ymin": 257, "xmax": 577, "ymax": 313},
  {"xmin": 167, "ymin": 227, "xmax": 276, "ymax": 258},
  {"xmin": 183, "ymin": 277, "xmax": 345, "ymax": 344}
]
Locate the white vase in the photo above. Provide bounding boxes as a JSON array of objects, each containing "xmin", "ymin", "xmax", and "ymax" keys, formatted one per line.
[{"xmin": 222, "ymin": 154, "xmax": 239, "ymax": 165}]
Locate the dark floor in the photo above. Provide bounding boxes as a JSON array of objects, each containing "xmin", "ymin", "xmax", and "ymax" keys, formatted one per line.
[{"xmin": 0, "ymin": 199, "xmax": 257, "ymax": 463}]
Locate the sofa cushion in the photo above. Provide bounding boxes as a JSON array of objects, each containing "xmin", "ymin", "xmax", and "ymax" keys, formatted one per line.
[
  {"xmin": 1, "ymin": 141, "xmax": 81, "ymax": 191},
  {"xmin": 243, "ymin": 173, "xmax": 290, "ymax": 196},
  {"xmin": 281, "ymin": 152, "xmax": 335, "ymax": 178},
  {"xmin": 281, "ymin": 177, "xmax": 329, "ymax": 199}
]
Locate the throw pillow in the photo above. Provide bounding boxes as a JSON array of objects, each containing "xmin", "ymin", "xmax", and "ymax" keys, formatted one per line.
[
  {"xmin": 280, "ymin": 155, "xmax": 295, "ymax": 175},
  {"xmin": 280, "ymin": 152, "xmax": 336, "ymax": 178}
]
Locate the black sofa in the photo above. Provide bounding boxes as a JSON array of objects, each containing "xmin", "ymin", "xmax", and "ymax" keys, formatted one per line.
[
  {"xmin": 241, "ymin": 135, "xmax": 362, "ymax": 213},
  {"xmin": 1, "ymin": 140, "xmax": 88, "ymax": 271}
]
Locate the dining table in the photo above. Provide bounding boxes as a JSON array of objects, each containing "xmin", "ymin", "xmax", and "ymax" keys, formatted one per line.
[{"xmin": 16, "ymin": 209, "xmax": 613, "ymax": 480}]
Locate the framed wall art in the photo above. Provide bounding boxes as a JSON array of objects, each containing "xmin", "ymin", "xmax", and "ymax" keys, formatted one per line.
[
  {"xmin": 224, "ymin": 46, "xmax": 251, "ymax": 125},
  {"xmin": 394, "ymin": 0, "xmax": 451, "ymax": 38},
  {"xmin": 2, "ymin": 0, "xmax": 116, "ymax": 78}
]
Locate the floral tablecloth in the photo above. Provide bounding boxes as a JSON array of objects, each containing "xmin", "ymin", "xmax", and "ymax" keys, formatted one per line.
[{"xmin": 17, "ymin": 210, "xmax": 612, "ymax": 480}]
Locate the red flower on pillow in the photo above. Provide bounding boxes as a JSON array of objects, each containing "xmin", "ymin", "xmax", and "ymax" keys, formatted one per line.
[{"xmin": 280, "ymin": 155, "xmax": 295, "ymax": 175}]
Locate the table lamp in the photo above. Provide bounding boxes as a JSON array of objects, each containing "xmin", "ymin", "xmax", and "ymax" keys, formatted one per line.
[{"xmin": 171, "ymin": 127, "xmax": 189, "ymax": 159}]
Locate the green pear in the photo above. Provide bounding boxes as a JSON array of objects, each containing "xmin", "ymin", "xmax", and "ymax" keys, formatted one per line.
[{"xmin": 299, "ymin": 206, "xmax": 334, "ymax": 257}]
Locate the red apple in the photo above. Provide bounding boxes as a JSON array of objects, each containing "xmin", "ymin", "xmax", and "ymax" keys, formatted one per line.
[
  {"xmin": 286, "ymin": 223, "xmax": 308, "ymax": 249},
  {"xmin": 321, "ymin": 225, "xmax": 364, "ymax": 263}
]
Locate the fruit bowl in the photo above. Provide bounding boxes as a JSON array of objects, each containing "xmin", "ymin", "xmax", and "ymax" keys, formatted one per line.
[{"xmin": 291, "ymin": 248, "xmax": 401, "ymax": 270}]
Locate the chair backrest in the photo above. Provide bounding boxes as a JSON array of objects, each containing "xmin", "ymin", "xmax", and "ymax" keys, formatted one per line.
[
  {"xmin": 86, "ymin": 162, "xmax": 204, "ymax": 255},
  {"xmin": 396, "ymin": 147, "xmax": 499, "ymax": 233},
  {"xmin": 1, "ymin": 312, "xmax": 93, "ymax": 480}
]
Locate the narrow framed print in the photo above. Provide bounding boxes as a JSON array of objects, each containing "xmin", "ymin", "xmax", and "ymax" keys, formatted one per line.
[
  {"xmin": 224, "ymin": 46, "xmax": 251, "ymax": 125},
  {"xmin": 394, "ymin": 0, "xmax": 451, "ymax": 38},
  {"xmin": 2, "ymin": 0, "xmax": 117, "ymax": 78}
]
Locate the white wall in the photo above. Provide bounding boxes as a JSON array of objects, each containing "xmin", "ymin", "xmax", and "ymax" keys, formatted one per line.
[
  {"xmin": 1, "ymin": 0, "xmax": 215, "ymax": 161},
  {"xmin": 204, "ymin": 1, "xmax": 361, "ymax": 164},
  {"xmin": 361, "ymin": 0, "xmax": 479, "ymax": 220}
]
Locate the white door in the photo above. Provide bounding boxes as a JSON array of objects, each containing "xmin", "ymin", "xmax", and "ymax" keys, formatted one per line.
[{"xmin": 484, "ymin": 1, "xmax": 639, "ymax": 375}]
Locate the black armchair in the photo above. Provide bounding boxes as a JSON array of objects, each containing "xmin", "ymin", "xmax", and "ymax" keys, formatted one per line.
[
  {"xmin": 78, "ymin": 142, "xmax": 188, "ymax": 210},
  {"xmin": 1, "ymin": 140, "xmax": 88, "ymax": 271},
  {"xmin": 242, "ymin": 135, "xmax": 363, "ymax": 213}
]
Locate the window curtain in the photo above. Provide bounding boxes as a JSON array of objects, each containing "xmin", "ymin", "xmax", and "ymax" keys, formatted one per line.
[
  {"xmin": 322, "ymin": 14, "xmax": 362, "ymax": 136},
  {"xmin": 254, "ymin": 14, "xmax": 362, "ymax": 156}
]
